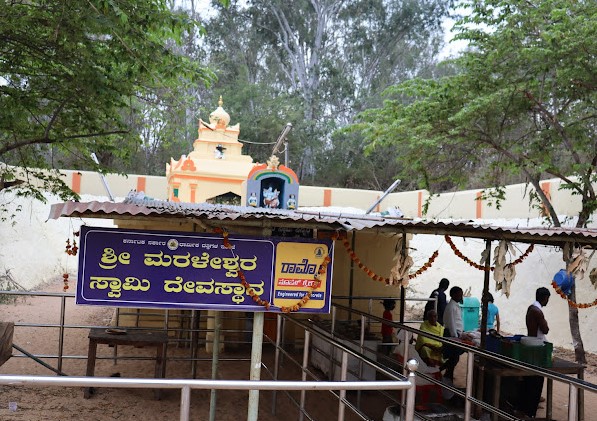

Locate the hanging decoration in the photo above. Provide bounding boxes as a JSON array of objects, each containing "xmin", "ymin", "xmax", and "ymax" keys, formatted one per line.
[
  {"xmin": 389, "ymin": 235, "xmax": 413, "ymax": 287},
  {"xmin": 444, "ymin": 235, "xmax": 533, "ymax": 275},
  {"xmin": 565, "ymin": 247, "xmax": 594, "ymax": 281},
  {"xmin": 551, "ymin": 281, "xmax": 597, "ymax": 309},
  {"xmin": 213, "ymin": 227, "xmax": 335, "ymax": 313},
  {"xmin": 340, "ymin": 234, "xmax": 438, "ymax": 284},
  {"xmin": 62, "ymin": 230, "xmax": 79, "ymax": 292},
  {"xmin": 491, "ymin": 240, "xmax": 518, "ymax": 297}
]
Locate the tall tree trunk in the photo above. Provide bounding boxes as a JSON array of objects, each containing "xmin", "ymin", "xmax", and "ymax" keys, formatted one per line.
[
  {"xmin": 567, "ymin": 284, "xmax": 586, "ymax": 364},
  {"xmin": 532, "ymin": 175, "xmax": 586, "ymax": 364}
]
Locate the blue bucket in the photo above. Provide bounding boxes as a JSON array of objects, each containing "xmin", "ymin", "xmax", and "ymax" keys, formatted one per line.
[{"xmin": 553, "ymin": 269, "xmax": 574, "ymax": 295}]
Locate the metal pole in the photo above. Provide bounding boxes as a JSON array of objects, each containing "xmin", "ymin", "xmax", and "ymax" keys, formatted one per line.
[
  {"xmin": 400, "ymin": 286, "xmax": 406, "ymax": 323},
  {"xmin": 365, "ymin": 179, "xmax": 402, "ymax": 214},
  {"xmin": 90, "ymin": 152, "xmax": 115, "ymax": 201},
  {"xmin": 404, "ymin": 359, "xmax": 419, "ymax": 421},
  {"xmin": 209, "ymin": 311, "xmax": 222, "ymax": 421},
  {"xmin": 299, "ymin": 330, "xmax": 311, "ymax": 421},
  {"xmin": 113, "ymin": 308, "xmax": 120, "ymax": 364},
  {"xmin": 272, "ymin": 314, "xmax": 283, "ymax": 415},
  {"xmin": 57, "ymin": 296, "xmax": 66, "ymax": 373},
  {"xmin": 180, "ymin": 385, "xmax": 191, "ymax": 421},
  {"xmin": 569, "ymin": 384, "xmax": 578, "ymax": 421},
  {"xmin": 357, "ymin": 315, "xmax": 366, "ymax": 409},
  {"xmin": 247, "ymin": 312, "xmax": 264, "ymax": 421},
  {"xmin": 330, "ymin": 306, "xmax": 337, "ymax": 380},
  {"xmin": 480, "ymin": 239, "xmax": 492, "ymax": 349},
  {"xmin": 348, "ymin": 232, "xmax": 356, "ymax": 318},
  {"xmin": 464, "ymin": 351, "xmax": 474, "ymax": 421},
  {"xmin": 337, "ymin": 351, "xmax": 348, "ymax": 421},
  {"xmin": 190, "ymin": 310, "xmax": 198, "ymax": 378},
  {"xmin": 401, "ymin": 331, "xmax": 410, "ymax": 421}
]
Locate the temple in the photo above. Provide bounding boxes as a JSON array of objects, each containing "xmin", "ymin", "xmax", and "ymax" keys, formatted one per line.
[{"xmin": 166, "ymin": 97, "xmax": 254, "ymax": 205}]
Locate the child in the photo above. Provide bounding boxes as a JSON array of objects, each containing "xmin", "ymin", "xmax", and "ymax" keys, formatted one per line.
[
  {"xmin": 486, "ymin": 293, "xmax": 500, "ymax": 332},
  {"xmin": 381, "ymin": 299, "xmax": 397, "ymax": 355}
]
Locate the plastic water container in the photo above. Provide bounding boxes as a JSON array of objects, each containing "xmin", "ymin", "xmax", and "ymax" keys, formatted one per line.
[
  {"xmin": 459, "ymin": 297, "xmax": 480, "ymax": 332},
  {"xmin": 554, "ymin": 269, "xmax": 574, "ymax": 295}
]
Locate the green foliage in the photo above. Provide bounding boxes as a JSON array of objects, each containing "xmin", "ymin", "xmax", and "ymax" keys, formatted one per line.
[
  {"xmin": 353, "ymin": 0, "xmax": 597, "ymax": 225},
  {"xmin": 0, "ymin": 0, "xmax": 215, "ymax": 203},
  {"xmin": 198, "ymin": 0, "xmax": 451, "ymax": 185}
]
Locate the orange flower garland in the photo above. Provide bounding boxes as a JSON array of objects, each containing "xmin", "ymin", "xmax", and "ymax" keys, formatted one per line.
[
  {"xmin": 62, "ymin": 231, "xmax": 79, "ymax": 292},
  {"xmin": 551, "ymin": 281, "xmax": 597, "ymax": 309},
  {"xmin": 444, "ymin": 235, "xmax": 534, "ymax": 271},
  {"xmin": 341, "ymin": 236, "xmax": 438, "ymax": 283},
  {"xmin": 213, "ymin": 227, "xmax": 335, "ymax": 313}
]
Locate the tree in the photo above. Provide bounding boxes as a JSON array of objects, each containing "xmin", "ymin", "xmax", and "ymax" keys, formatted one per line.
[
  {"xmin": 199, "ymin": 0, "xmax": 451, "ymax": 184},
  {"xmin": 353, "ymin": 0, "xmax": 596, "ymax": 362},
  {"xmin": 0, "ymin": 0, "xmax": 217, "ymax": 202}
]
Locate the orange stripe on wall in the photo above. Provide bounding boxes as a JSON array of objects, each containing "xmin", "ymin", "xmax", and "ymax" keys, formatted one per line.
[
  {"xmin": 136, "ymin": 176, "xmax": 146, "ymax": 193},
  {"xmin": 540, "ymin": 181, "xmax": 552, "ymax": 216},
  {"xmin": 541, "ymin": 181, "xmax": 551, "ymax": 199},
  {"xmin": 72, "ymin": 172, "xmax": 82, "ymax": 194},
  {"xmin": 323, "ymin": 189, "xmax": 332, "ymax": 206},
  {"xmin": 417, "ymin": 191, "xmax": 423, "ymax": 218},
  {"xmin": 476, "ymin": 191, "xmax": 482, "ymax": 219},
  {"xmin": 190, "ymin": 184, "xmax": 197, "ymax": 203},
  {"xmin": 375, "ymin": 195, "xmax": 381, "ymax": 212}
]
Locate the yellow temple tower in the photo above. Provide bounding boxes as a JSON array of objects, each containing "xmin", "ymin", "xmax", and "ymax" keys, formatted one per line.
[{"xmin": 166, "ymin": 97, "xmax": 255, "ymax": 204}]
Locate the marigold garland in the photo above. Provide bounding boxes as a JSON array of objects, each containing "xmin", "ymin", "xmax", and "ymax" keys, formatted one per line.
[
  {"xmin": 340, "ymin": 236, "xmax": 438, "ymax": 283},
  {"xmin": 444, "ymin": 235, "xmax": 534, "ymax": 271},
  {"xmin": 551, "ymin": 281, "xmax": 597, "ymax": 309},
  {"xmin": 213, "ymin": 227, "xmax": 336, "ymax": 313},
  {"xmin": 62, "ymin": 230, "xmax": 79, "ymax": 291}
]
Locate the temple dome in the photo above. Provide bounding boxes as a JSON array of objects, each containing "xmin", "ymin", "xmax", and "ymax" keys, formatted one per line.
[{"xmin": 209, "ymin": 96, "xmax": 230, "ymax": 129}]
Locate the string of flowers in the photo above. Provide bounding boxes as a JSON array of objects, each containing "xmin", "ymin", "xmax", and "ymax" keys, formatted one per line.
[
  {"xmin": 444, "ymin": 235, "xmax": 534, "ymax": 271},
  {"xmin": 340, "ymin": 235, "xmax": 438, "ymax": 282},
  {"xmin": 213, "ymin": 228, "xmax": 335, "ymax": 313},
  {"xmin": 551, "ymin": 281, "xmax": 597, "ymax": 309},
  {"xmin": 62, "ymin": 230, "xmax": 79, "ymax": 291}
]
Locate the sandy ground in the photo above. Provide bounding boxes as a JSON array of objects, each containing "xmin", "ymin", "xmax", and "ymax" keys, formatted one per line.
[{"xmin": 0, "ymin": 280, "xmax": 595, "ymax": 421}]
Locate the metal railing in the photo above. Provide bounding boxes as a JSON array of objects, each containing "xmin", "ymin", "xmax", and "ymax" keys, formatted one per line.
[
  {"xmin": 4, "ymin": 289, "xmax": 594, "ymax": 421},
  {"xmin": 0, "ymin": 289, "xmax": 418, "ymax": 421},
  {"xmin": 330, "ymin": 302, "xmax": 596, "ymax": 421},
  {"xmin": 0, "ymin": 375, "xmax": 417, "ymax": 421}
]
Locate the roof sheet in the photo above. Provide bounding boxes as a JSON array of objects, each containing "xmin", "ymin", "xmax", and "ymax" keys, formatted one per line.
[{"xmin": 48, "ymin": 197, "xmax": 597, "ymax": 247}]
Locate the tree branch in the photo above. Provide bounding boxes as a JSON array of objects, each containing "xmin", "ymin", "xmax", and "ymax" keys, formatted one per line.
[{"xmin": 0, "ymin": 131, "xmax": 128, "ymax": 156}]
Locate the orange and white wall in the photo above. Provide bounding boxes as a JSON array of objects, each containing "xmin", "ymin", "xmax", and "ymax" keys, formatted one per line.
[{"xmin": 54, "ymin": 168, "xmax": 583, "ymax": 221}]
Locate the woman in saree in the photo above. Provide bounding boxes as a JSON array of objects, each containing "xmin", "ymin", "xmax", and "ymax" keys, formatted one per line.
[{"xmin": 415, "ymin": 309, "xmax": 445, "ymax": 367}]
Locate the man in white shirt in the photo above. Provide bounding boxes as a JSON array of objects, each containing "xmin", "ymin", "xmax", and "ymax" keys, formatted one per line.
[{"xmin": 442, "ymin": 286, "xmax": 464, "ymax": 379}]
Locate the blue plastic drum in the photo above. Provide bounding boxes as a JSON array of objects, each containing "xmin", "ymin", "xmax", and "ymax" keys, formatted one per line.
[{"xmin": 553, "ymin": 269, "xmax": 574, "ymax": 295}]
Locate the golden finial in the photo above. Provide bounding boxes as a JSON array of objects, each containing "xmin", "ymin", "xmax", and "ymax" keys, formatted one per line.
[
  {"xmin": 267, "ymin": 155, "xmax": 280, "ymax": 170},
  {"xmin": 218, "ymin": 95, "xmax": 223, "ymax": 107}
]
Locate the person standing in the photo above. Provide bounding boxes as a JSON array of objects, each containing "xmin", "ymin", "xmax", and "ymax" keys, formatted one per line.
[
  {"xmin": 424, "ymin": 278, "xmax": 450, "ymax": 324},
  {"xmin": 517, "ymin": 287, "xmax": 551, "ymax": 418},
  {"xmin": 441, "ymin": 286, "xmax": 464, "ymax": 379},
  {"xmin": 486, "ymin": 293, "xmax": 500, "ymax": 332}
]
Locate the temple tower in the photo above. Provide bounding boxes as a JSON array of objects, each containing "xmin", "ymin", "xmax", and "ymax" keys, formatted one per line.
[{"xmin": 166, "ymin": 97, "xmax": 255, "ymax": 204}]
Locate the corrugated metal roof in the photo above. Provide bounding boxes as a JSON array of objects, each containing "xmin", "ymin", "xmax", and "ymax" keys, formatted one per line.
[{"xmin": 48, "ymin": 197, "xmax": 597, "ymax": 247}]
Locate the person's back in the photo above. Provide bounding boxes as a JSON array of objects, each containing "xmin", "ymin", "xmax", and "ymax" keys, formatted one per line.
[
  {"xmin": 486, "ymin": 293, "xmax": 500, "ymax": 332},
  {"xmin": 424, "ymin": 278, "xmax": 449, "ymax": 324}
]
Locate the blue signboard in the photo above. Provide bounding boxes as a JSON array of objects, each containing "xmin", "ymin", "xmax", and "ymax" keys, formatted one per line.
[{"xmin": 77, "ymin": 226, "xmax": 334, "ymax": 313}]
